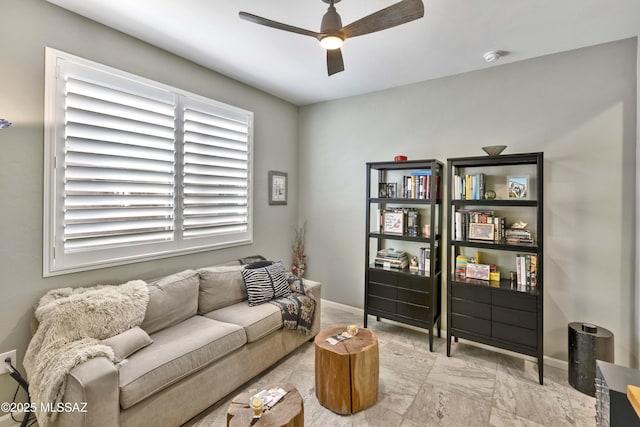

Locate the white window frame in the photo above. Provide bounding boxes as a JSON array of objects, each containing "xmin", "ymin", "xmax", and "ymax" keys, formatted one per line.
[{"xmin": 44, "ymin": 48, "xmax": 253, "ymax": 276}]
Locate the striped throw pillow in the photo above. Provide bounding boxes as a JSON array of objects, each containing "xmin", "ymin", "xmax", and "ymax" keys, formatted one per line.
[{"xmin": 241, "ymin": 261, "xmax": 291, "ymax": 306}]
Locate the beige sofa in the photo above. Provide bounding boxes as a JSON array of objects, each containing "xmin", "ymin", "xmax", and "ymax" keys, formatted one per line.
[{"xmin": 53, "ymin": 261, "xmax": 321, "ymax": 427}]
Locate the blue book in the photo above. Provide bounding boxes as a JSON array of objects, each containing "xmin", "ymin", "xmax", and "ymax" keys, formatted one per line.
[{"xmin": 410, "ymin": 169, "xmax": 432, "ymax": 176}]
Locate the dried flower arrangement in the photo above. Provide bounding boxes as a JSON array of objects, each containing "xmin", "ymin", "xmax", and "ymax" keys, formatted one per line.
[{"xmin": 291, "ymin": 223, "xmax": 306, "ymax": 278}]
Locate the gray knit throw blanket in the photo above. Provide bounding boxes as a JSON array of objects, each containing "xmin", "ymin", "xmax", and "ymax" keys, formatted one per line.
[
  {"xmin": 24, "ymin": 280, "xmax": 149, "ymax": 427},
  {"xmin": 269, "ymin": 281, "xmax": 316, "ymax": 335}
]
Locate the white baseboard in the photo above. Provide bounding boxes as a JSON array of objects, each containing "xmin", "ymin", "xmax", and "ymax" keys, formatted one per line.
[{"xmin": 321, "ymin": 298, "xmax": 568, "ymax": 370}]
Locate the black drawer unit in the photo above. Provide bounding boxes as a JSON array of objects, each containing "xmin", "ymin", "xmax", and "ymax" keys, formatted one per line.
[
  {"xmin": 448, "ymin": 279, "xmax": 540, "ymax": 360},
  {"xmin": 365, "ymin": 267, "xmax": 441, "ymax": 350}
]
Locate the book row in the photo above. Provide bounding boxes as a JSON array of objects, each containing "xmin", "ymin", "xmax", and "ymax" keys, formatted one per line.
[
  {"xmin": 452, "ymin": 173, "xmax": 485, "ymax": 200},
  {"xmin": 453, "ymin": 209, "xmax": 534, "ymax": 244},
  {"xmin": 377, "ymin": 169, "xmax": 441, "ymax": 200},
  {"xmin": 453, "ymin": 252, "xmax": 538, "ymax": 292}
]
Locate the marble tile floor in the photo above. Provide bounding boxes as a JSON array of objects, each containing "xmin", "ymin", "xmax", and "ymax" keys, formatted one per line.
[{"xmin": 184, "ymin": 302, "xmax": 596, "ymax": 427}]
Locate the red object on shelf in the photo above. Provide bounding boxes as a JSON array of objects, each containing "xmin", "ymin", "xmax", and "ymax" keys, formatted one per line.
[{"xmin": 394, "ymin": 155, "xmax": 407, "ymax": 161}]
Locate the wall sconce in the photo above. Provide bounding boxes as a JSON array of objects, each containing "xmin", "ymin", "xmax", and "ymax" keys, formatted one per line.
[{"xmin": 0, "ymin": 118, "xmax": 11, "ymax": 129}]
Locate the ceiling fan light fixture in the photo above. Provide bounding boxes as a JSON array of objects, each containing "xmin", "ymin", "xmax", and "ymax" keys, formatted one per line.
[{"xmin": 320, "ymin": 35, "xmax": 343, "ymax": 50}]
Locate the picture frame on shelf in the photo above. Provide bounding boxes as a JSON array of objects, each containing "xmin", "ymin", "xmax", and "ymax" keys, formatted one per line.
[
  {"xmin": 507, "ymin": 176, "xmax": 529, "ymax": 199},
  {"xmin": 468, "ymin": 223, "xmax": 495, "ymax": 241},
  {"xmin": 466, "ymin": 263, "xmax": 491, "ymax": 281},
  {"xmin": 378, "ymin": 183, "xmax": 388, "ymax": 198},
  {"xmin": 268, "ymin": 171, "xmax": 288, "ymax": 205},
  {"xmin": 387, "ymin": 183, "xmax": 397, "ymax": 198},
  {"xmin": 382, "ymin": 211, "xmax": 404, "ymax": 235}
]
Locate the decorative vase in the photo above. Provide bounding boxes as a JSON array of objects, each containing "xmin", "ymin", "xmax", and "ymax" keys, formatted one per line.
[{"xmin": 485, "ymin": 190, "xmax": 496, "ymax": 200}]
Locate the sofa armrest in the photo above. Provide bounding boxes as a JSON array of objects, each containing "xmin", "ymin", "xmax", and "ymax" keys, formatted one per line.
[
  {"xmin": 56, "ymin": 357, "xmax": 119, "ymax": 427},
  {"xmin": 302, "ymin": 279, "xmax": 321, "ymax": 336},
  {"xmin": 302, "ymin": 278, "xmax": 321, "ymax": 302}
]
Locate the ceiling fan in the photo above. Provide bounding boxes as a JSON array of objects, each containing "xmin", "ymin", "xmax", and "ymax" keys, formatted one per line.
[{"xmin": 239, "ymin": 0, "xmax": 425, "ymax": 76}]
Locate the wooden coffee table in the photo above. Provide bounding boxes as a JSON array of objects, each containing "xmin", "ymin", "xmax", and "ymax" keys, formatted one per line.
[
  {"xmin": 314, "ymin": 326, "xmax": 379, "ymax": 414},
  {"xmin": 226, "ymin": 382, "xmax": 303, "ymax": 427}
]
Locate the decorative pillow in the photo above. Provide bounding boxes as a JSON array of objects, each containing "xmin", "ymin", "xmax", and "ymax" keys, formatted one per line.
[
  {"xmin": 101, "ymin": 326, "xmax": 153, "ymax": 362},
  {"xmin": 197, "ymin": 265, "xmax": 247, "ymax": 314},
  {"xmin": 141, "ymin": 269, "xmax": 199, "ymax": 334},
  {"xmin": 245, "ymin": 260, "xmax": 273, "ymax": 269},
  {"xmin": 241, "ymin": 261, "xmax": 290, "ymax": 306},
  {"xmin": 239, "ymin": 255, "xmax": 267, "ymax": 265}
]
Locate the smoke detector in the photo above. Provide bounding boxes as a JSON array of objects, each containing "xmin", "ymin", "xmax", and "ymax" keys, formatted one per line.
[{"xmin": 483, "ymin": 50, "xmax": 502, "ymax": 63}]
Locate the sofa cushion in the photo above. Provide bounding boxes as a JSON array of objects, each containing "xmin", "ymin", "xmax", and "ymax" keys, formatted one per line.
[
  {"xmin": 204, "ymin": 302, "xmax": 282, "ymax": 343},
  {"xmin": 141, "ymin": 270, "xmax": 199, "ymax": 334},
  {"xmin": 241, "ymin": 261, "xmax": 290, "ymax": 306},
  {"xmin": 197, "ymin": 265, "xmax": 246, "ymax": 314},
  {"xmin": 118, "ymin": 316, "xmax": 246, "ymax": 409},
  {"xmin": 101, "ymin": 326, "xmax": 153, "ymax": 362}
]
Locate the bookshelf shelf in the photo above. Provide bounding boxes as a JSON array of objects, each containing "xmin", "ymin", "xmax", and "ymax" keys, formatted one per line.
[
  {"xmin": 371, "ymin": 197, "xmax": 439, "ymax": 205},
  {"xmin": 450, "ymin": 199, "xmax": 537, "ymax": 207},
  {"xmin": 450, "ymin": 239, "xmax": 538, "ymax": 253},
  {"xmin": 368, "ymin": 232, "xmax": 440, "ymax": 243},
  {"xmin": 446, "ymin": 152, "xmax": 544, "ymax": 384},
  {"xmin": 364, "ymin": 159, "xmax": 443, "ymax": 351}
]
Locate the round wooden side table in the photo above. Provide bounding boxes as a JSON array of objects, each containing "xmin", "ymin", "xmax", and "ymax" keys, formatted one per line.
[
  {"xmin": 314, "ymin": 326, "xmax": 379, "ymax": 414},
  {"xmin": 226, "ymin": 382, "xmax": 303, "ymax": 427}
]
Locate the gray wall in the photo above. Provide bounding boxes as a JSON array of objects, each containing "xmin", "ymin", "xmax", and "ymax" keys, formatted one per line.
[
  {"xmin": 0, "ymin": 0, "xmax": 299, "ymax": 403},
  {"xmin": 299, "ymin": 38, "xmax": 638, "ymax": 366}
]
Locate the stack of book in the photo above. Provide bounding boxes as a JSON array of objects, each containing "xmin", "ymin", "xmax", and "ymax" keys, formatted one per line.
[
  {"xmin": 375, "ymin": 248, "xmax": 408, "ymax": 270},
  {"xmin": 505, "ymin": 227, "xmax": 534, "ymax": 244},
  {"xmin": 455, "ymin": 255, "xmax": 467, "ymax": 278}
]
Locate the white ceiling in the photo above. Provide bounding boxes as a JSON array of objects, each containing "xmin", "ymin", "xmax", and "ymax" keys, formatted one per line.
[{"xmin": 46, "ymin": 0, "xmax": 640, "ymax": 106}]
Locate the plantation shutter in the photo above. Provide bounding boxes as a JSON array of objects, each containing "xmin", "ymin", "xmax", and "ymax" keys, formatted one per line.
[
  {"xmin": 182, "ymin": 97, "xmax": 251, "ymax": 245},
  {"xmin": 45, "ymin": 49, "xmax": 253, "ymax": 276},
  {"xmin": 58, "ymin": 61, "xmax": 177, "ymax": 257}
]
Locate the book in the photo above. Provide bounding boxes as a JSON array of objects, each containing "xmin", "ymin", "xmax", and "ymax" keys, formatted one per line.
[
  {"xmin": 251, "ymin": 387, "xmax": 288, "ymax": 409},
  {"xmin": 530, "ymin": 255, "xmax": 538, "ymax": 288},
  {"xmin": 525, "ymin": 254, "xmax": 532, "ymax": 291},
  {"xmin": 376, "ymin": 248, "xmax": 406, "ymax": 259},
  {"xmin": 455, "ymin": 255, "xmax": 467, "ymax": 278},
  {"xmin": 515, "ymin": 255, "xmax": 523, "ymax": 290},
  {"xmin": 324, "ymin": 331, "xmax": 355, "ymax": 345},
  {"xmin": 410, "ymin": 169, "xmax": 432, "ymax": 176}
]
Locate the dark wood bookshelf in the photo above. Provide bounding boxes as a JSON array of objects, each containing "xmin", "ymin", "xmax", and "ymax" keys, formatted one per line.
[
  {"xmin": 446, "ymin": 152, "xmax": 544, "ymax": 384},
  {"xmin": 364, "ymin": 159, "xmax": 443, "ymax": 351}
]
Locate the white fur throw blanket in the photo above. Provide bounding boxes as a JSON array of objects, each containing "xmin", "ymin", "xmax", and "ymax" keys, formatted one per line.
[{"xmin": 24, "ymin": 280, "xmax": 149, "ymax": 427}]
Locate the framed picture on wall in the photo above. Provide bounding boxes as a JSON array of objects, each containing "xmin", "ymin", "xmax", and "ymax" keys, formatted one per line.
[{"xmin": 268, "ymin": 171, "xmax": 288, "ymax": 205}]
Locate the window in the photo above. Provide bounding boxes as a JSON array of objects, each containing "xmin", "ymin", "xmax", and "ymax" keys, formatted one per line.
[{"xmin": 44, "ymin": 48, "xmax": 253, "ymax": 276}]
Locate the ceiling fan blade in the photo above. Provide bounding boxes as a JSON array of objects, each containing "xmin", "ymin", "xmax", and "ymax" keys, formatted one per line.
[
  {"xmin": 239, "ymin": 12, "xmax": 322, "ymax": 40},
  {"xmin": 327, "ymin": 48, "xmax": 345, "ymax": 76},
  {"xmin": 341, "ymin": 0, "xmax": 424, "ymax": 39}
]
